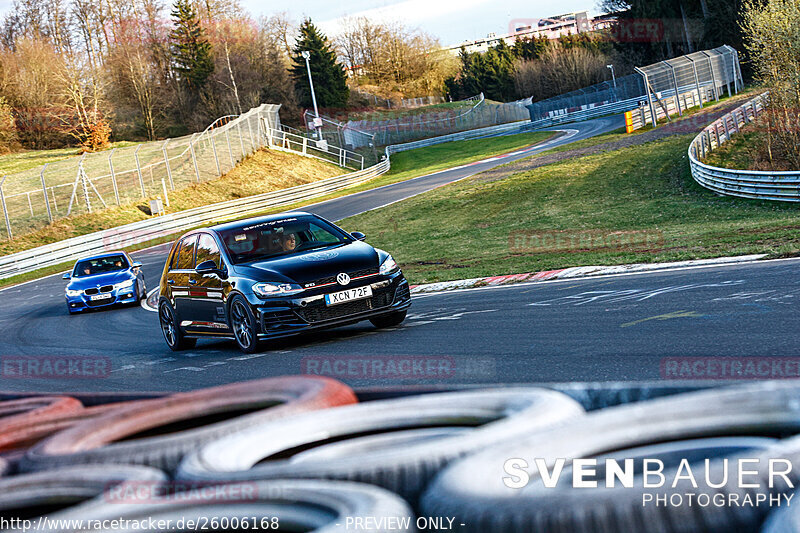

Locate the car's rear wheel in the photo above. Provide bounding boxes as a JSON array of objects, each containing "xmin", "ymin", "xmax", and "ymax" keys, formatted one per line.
[
  {"xmin": 229, "ymin": 295, "xmax": 260, "ymax": 354},
  {"xmin": 370, "ymin": 310, "xmax": 407, "ymax": 329},
  {"xmin": 159, "ymin": 300, "xmax": 196, "ymax": 351}
]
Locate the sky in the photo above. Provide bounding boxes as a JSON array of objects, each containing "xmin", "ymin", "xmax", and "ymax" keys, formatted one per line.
[
  {"xmin": 0, "ymin": 0, "xmax": 599, "ymax": 46},
  {"xmin": 243, "ymin": 0, "xmax": 599, "ymax": 46}
]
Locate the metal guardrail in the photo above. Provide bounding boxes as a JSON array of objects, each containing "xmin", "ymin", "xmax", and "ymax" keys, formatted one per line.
[
  {"xmin": 688, "ymin": 92, "xmax": 800, "ymax": 202},
  {"xmin": 0, "ymin": 147, "xmax": 389, "ymax": 280}
]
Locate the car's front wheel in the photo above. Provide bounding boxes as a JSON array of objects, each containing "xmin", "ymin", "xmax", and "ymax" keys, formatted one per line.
[
  {"xmin": 370, "ymin": 310, "xmax": 407, "ymax": 329},
  {"xmin": 229, "ymin": 295, "xmax": 260, "ymax": 354},
  {"xmin": 159, "ymin": 300, "xmax": 196, "ymax": 351}
]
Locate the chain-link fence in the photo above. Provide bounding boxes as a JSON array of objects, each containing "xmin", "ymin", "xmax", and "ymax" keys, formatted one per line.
[
  {"xmin": 525, "ymin": 46, "xmax": 742, "ymax": 128},
  {"xmin": 0, "ymin": 105, "xmax": 284, "ymax": 240},
  {"xmin": 298, "ymin": 114, "xmax": 379, "ymax": 166},
  {"xmin": 526, "ymin": 74, "xmax": 647, "ymax": 122},
  {"xmin": 636, "ymin": 45, "xmax": 742, "ymax": 122},
  {"xmin": 306, "ymin": 94, "xmax": 530, "ymax": 149}
]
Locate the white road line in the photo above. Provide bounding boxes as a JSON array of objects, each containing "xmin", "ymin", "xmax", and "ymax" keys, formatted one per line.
[
  {"xmin": 144, "ymin": 357, "xmax": 176, "ymax": 365},
  {"xmin": 164, "ymin": 367, "xmax": 205, "ymax": 373},
  {"xmin": 228, "ymin": 353, "xmax": 269, "ymax": 361},
  {"xmin": 110, "ymin": 365, "xmax": 137, "ymax": 373}
]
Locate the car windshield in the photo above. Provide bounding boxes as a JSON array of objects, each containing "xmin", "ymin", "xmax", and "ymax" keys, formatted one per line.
[
  {"xmin": 218, "ymin": 216, "xmax": 350, "ymax": 264},
  {"xmin": 73, "ymin": 254, "xmax": 129, "ymax": 277}
]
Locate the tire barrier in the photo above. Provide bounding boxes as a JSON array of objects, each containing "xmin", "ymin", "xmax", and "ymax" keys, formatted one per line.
[
  {"xmin": 421, "ymin": 382, "xmax": 800, "ymax": 532},
  {"xmin": 4, "ymin": 381, "xmax": 800, "ymax": 532},
  {"xmin": 176, "ymin": 388, "xmax": 584, "ymax": 504},
  {"xmin": 22, "ymin": 376, "xmax": 357, "ymax": 473},
  {"xmin": 40, "ymin": 480, "xmax": 415, "ymax": 533},
  {"xmin": 0, "ymin": 402, "xmax": 127, "ymax": 453},
  {"xmin": 0, "ymin": 397, "xmax": 84, "ymax": 444},
  {"xmin": 0, "ymin": 464, "xmax": 167, "ymax": 523},
  {"xmin": 762, "ymin": 485, "xmax": 800, "ymax": 533}
]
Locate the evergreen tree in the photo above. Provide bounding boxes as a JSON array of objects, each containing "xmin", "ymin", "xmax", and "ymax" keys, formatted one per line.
[
  {"xmin": 170, "ymin": 0, "xmax": 213, "ymax": 90},
  {"xmin": 290, "ymin": 19, "xmax": 349, "ymax": 109}
]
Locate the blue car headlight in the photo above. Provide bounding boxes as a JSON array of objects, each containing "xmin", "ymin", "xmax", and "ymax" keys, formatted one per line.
[
  {"xmin": 379, "ymin": 255, "xmax": 399, "ymax": 275},
  {"xmin": 113, "ymin": 279, "xmax": 135, "ymax": 291},
  {"xmin": 252, "ymin": 282, "xmax": 304, "ymax": 298},
  {"xmin": 66, "ymin": 289, "xmax": 82, "ymax": 297}
]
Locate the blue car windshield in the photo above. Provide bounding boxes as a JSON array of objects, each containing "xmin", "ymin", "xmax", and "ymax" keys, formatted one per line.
[
  {"xmin": 74, "ymin": 255, "xmax": 129, "ymax": 277},
  {"xmin": 219, "ymin": 216, "xmax": 351, "ymax": 264}
]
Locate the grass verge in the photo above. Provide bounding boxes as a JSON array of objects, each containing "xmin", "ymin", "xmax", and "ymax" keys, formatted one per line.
[{"xmin": 341, "ymin": 134, "xmax": 800, "ymax": 284}]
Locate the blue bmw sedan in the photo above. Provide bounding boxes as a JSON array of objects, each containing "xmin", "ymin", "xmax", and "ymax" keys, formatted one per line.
[{"xmin": 63, "ymin": 251, "xmax": 146, "ymax": 314}]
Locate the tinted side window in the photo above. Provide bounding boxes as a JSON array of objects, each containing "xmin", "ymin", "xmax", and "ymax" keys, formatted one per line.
[
  {"xmin": 169, "ymin": 242, "xmax": 182, "ymax": 270},
  {"xmin": 195, "ymin": 234, "xmax": 221, "ymax": 267},
  {"xmin": 176, "ymin": 235, "xmax": 197, "ymax": 270}
]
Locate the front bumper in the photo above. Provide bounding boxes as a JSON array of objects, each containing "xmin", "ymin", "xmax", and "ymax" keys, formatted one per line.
[
  {"xmin": 251, "ymin": 272, "xmax": 411, "ymax": 339},
  {"xmin": 66, "ymin": 287, "xmax": 138, "ymax": 312}
]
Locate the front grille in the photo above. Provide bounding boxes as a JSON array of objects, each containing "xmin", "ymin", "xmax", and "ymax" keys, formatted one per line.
[
  {"xmin": 296, "ymin": 285, "xmax": 393, "ymax": 323},
  {"xmin": 83, "ymin": 285, "xmax": 113, "ymax": 296},
  {"xmin": 395, "ymin": 283, "xmax": 410, "ymax": 302},
  {"xmin": 306, "ymin": 268, "xmax": 378, "ymax": 288},
  {"xmin": 261, "ymin": 309, "xmax": 302, "ymax": 331}
]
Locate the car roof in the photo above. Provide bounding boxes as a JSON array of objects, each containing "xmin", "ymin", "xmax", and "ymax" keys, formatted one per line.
[
  {"xmin": 74, "ymin": 251, "xmax": 128, "ymax": 263},
  {"xmin": 208, "ymin": 211, "xmax": 314, "ymax": 233}
]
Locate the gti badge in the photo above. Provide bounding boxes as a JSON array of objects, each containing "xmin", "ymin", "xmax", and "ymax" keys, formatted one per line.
[{"xmin": 336, "ymin": 273, "xmax": 351, "ymax": 286}]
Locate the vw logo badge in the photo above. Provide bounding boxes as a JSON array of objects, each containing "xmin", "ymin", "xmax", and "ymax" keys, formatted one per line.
[{"xmin": 336, "ymin": 273, "xmax": 351, "ymax": 286}]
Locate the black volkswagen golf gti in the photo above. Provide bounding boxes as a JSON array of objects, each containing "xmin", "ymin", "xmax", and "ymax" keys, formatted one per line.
[{"xmin": 158, "ymin": 211, "xmax": 411, "ymax": 352}]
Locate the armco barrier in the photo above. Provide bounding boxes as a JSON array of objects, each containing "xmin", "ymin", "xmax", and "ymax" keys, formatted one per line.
[
  {"xmin": 0, "ymin": 158, "xmax": 390, "ymax": 280},
  {"xmin": 688, "ymin": 92, "xmax": 800, "ymax": 202}
]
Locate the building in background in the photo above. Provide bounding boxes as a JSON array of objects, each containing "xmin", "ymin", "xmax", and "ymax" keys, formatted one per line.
[{"xmin": 445, "ymin": 11, "xmax": 615, "ymax": 55}]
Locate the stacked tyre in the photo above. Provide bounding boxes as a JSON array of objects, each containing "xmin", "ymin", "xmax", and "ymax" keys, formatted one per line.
[{"xmin": 5, "ymin": 379, "xmax": 800, "ymax": 532}]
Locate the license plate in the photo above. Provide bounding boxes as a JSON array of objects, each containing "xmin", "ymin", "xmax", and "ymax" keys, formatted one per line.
[
  {"xmin": 90, "ymin": 294, "xmax": 112, "ymax": 301},
  {"xmin": 325, "ymin": 286, "xmax": 373, "ymax": 306}
]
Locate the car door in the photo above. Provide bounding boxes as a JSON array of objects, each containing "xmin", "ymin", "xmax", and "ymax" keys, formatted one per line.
[
  {"xmin": 168, "ymin": 234, "xmax": 197, "ymax": 327},
  {"xmin": 189, "ymin": 233, "xmax": 230, "ymax": 334}
]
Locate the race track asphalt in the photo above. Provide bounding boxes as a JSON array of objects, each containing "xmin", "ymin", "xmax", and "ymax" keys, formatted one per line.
[{"xmin": 4, "ymin": 115, "xmax": 796, "ymax": 394}]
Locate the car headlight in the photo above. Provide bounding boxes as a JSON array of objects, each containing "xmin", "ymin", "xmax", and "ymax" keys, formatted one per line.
[
  {"xmin": 252, "ymin": 282, "xmax": 304, "ymax": 298},
  {"xmin": 379, "ymin": 255, "xmax": 399, "ymax": 275},
  {"xmin": 65, "ymin": 289, "xmax": 82, "ymax": 297},
  {"xmin": 113, "ymin": 279, "xmax": 135, "ymax": 291}
]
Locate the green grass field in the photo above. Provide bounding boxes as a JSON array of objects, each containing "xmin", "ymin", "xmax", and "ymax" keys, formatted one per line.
[{"xmin": 342, "ymin": 134, "xmax": 800, "ymax": 284}]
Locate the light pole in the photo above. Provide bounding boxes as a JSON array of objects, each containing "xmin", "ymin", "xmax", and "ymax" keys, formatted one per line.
[
  {"xmin": 301, "ymin": 50, "xmax": 322, "ymax": 141},
  {"xmin": 607, "ymin": 64, "xmax": 617, "ymax": 103},
  {"xmin": 606, "ymin": 64, "xmax": 617, "ymax": 89}
]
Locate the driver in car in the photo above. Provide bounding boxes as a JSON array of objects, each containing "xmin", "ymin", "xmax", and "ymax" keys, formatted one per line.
[
  {"xmin": 82, "ymin": 265, "xmax": 92, "ymax": 276},
  {"xmin": 281, "ymin": 233, "xmax": 297, "ymax": 252}
]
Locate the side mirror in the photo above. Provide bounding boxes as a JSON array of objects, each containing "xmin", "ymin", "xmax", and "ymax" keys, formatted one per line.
[
  {"xmin": 62, "ymin": 272, "xmax": 71, "ymax": 280},
  {"xmin": 131, "ymin": 261, "xmax": 142, "ymax": 269},
  {"xmin": 351, "ymin": 231, "xmax": 366, "ymax": 241},
  {"xmin": 195, "ymin": 260, "xmax": 218, "ymax": 275}
]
